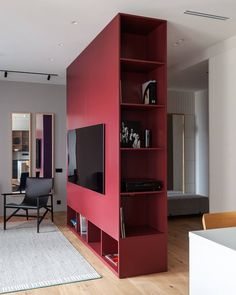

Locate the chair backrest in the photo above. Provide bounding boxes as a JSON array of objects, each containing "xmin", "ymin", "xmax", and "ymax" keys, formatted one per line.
[
  {"xmin": 202, "ymin": 211, "xmax": 236, "ymax": 230},
  {"xmin": 23, "ymin": 177, "xmax": 53, "ymax": 207},
  {"xmin": 25, "ymin": 177, "xmax": 53, "ymax": 197},
  {"xmin": 19, "ymin": 172, "xmax": 29, "ymax": 192}
]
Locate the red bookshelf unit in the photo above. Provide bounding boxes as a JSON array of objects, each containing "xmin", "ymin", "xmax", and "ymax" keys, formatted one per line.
[{"xmin": 67, "ymin": 13, "xmax": 167, "ymax": 278}]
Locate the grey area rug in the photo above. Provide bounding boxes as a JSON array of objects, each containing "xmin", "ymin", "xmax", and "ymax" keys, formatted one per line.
[{"xmin": 0, "ymin": 221, "xmax": 101, "ymax": 294}]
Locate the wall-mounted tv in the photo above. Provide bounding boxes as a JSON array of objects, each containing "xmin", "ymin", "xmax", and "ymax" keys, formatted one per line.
[{"xmin": 67, "ymin": 124, "xmax": 105, "ymax": 194}]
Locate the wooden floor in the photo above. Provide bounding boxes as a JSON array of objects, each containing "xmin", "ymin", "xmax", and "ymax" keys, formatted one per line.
[{"xmin": 1, "ymin": 213, "xmax": 202, "ymax": 295}]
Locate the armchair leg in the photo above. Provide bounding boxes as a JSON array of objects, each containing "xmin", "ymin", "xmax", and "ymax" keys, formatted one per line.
[
  {"xmin": 37, "ymin": 198, "xmax": 40, "ymax": 233},
  {"xmin": 50, "ymin": 194, "xmax": 54, "ymax": 222},
  {"xmin": 3, "ymin": 195, "xmax": 6, "ymax": 230},
  {"xmin": 26, "ymin": 209, "xmax": 29, "ymax": 220}
]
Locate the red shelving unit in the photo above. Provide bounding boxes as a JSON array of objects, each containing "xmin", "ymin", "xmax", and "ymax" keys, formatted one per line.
[
  {"xmin": 67, "ymin": 13, "xmax": 167, "ymax": 278},
  {"xmin": 121, "ymin": 102, "xmax": 165, "ymax": 110}
]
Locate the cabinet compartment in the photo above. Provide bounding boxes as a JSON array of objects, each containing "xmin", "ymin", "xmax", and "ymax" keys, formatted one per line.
[
  {"xmin": 102, "ymin": 231, "xmax": 119, "ymax": 271},
  {"xmin": 121, "ymin": 150, "xmax": 166, "ymax": 184},
  {"xmin": 121, "ymin": 194, "xmax": 166, "ymax": 236},
  {"xmin": 120, "ymin": 16, "xmax": 166, "ymax": 62},
  {"xmin": 88, "ymin": 221, "xmax": 101, "ymax": 255},
  {"xmin": 121, "ymin": 107, "xmax": 166, "ymax": 148},
  {"xmin": 67, "ymin": 206, "xmax": 78, "ymax": 230},
  {"xmin": 120, "ymin": 66, "xmax": 166, "ymax": 105}
]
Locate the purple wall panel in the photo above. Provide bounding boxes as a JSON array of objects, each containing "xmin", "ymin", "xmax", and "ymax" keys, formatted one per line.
[{"xmin": 43, "ymin": 115, "xmax": 52, "ymax": 178}]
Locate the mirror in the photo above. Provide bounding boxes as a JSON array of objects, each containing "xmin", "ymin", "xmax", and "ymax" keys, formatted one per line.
[
  {"xmin": 35, "ymin": 113, "xmax": 54, "ymax": 178},
  {"xmin": 167, "ymin": 114, "xmax": 185, "ymax": 192},
  {"xmin": 12, "ymin": 113, "xmax": 31, "ymax": 192},
  {"xmin": 168, "ymin": 113, "xmax": 196, "ymax": 194}
]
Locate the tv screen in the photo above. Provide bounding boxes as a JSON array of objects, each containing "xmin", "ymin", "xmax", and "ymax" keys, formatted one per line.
[{"xmin": 67, "ymin": 124, "xmax": 105, "ymax": 194}]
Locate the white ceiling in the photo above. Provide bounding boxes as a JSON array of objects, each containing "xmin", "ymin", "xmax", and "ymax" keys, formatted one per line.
[
  {"xmin": 1, "ymin": 0, "xmax": 236, "ymax": 86},
  {"xmin": 168, "ymin": 60, "xmax": 208, "ymax": 91}
]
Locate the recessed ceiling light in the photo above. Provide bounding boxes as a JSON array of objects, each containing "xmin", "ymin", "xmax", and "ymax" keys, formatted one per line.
[
  {"xmin": 49, "ymin": 57, "xmax": 54, "ymax": 62},
  {"xmin": 71, "ymin": 20, "xmax": 78, "ymax": 25},
  {"xmin": 172, "ymin": 38, "xmax": 185, "ymax": 47},
  {"xmin": 58, "ymin": 43, "xmax": 64, "ymax": 47}
]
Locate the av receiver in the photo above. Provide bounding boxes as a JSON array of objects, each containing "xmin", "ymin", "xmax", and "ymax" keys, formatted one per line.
[{"xmin": 121, "ymin": 179, "xmax": 163, "ymax": 192}]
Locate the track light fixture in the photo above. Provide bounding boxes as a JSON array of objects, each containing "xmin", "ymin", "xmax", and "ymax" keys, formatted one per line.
[{"xmin": 0, "ymin": 70, "xmax": 58, "ymax": 80}]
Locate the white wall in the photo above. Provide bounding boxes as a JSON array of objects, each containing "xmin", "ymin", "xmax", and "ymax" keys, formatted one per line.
[
  {"xmin": 168, "ymin": 90, "xmax": 195, "ymax": 193},
  {"xmin": 0, "ymin": 80, "xmax": 67, "ymax": 214},
  {"xmin": 172, "ymin": 114, "xmax": 184, "ymax": 191},
  {"xmin": 209, "ymin": 47, "xmax": 236, "ymax": 212},
  {"xmin": 195, "ymin": 90, "xmax": 209, "ymax": 196}
]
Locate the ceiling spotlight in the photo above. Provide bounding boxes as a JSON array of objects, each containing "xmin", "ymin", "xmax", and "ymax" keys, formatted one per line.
[
  {"xmin": 71, "ymin": 20, "xmax": 78, "ymax": 25},
  {"xmin": 49, "ymin": 57, "xmax": 54, "ymax": 62},
  {"xmin": 58, "ymin": 43, "xmax": 64, "ymax": 47},
  {"xmin": 172, "ymin": 38, "xmax": 185, "ymax": 47},
  {"xmin": 4, "ymin": 71, "xmax": 7, "ymax": 78},
  {"xmin": 47, "ymin": 74, "xmax": 51, "ymax": 81}
]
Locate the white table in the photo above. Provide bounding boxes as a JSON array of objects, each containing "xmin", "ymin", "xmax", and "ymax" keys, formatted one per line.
[{"xmin": 189, "ymin": 227, "xmax": 236, "ymax": 295}]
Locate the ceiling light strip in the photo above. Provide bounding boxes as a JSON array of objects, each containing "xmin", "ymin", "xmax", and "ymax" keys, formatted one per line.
[
  {"xmin": 184, "ymin": 10, "xmax": 229, "ymax": 21},
  {"xmin": 0, "ymin": 70, "xmax": 58, "ymax": 77}
]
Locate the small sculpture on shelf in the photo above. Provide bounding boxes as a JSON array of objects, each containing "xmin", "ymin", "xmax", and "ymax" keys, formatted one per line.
[{"xmin": 120, "ymin": 121, "xmax": 141, "ymax": 148}]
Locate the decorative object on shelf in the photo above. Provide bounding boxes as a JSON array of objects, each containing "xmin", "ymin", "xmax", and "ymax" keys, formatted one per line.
[
  {"xmin": 70, "ymin": 218, "xmax": 77, "ymax": 227},
  {"xmin": 80, "ymin": 215, "xmax": 87, "ymax": 234},
  {"xmin": 120, "ymin": 121, "xmax": 141, "ymax": 148},
  {"xmin": 120, "ymin": 207, "xmax": 126, "ymax": 238},
  {"xmin": 104, "ymin": 254, "xmax": 119, "ymax": 266},
  {"xmin": 144, "ymin": 129, "xmax": 151, "ymax": 148},
  {"xmin": 142, "ymin": 80, "xmax": 157, "ymax": 104}
]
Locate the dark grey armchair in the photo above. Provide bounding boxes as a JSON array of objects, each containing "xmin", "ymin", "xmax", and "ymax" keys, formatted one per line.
[{"xmin": 2, "ymin": 177, "xmax": 53, "ymax": 233}]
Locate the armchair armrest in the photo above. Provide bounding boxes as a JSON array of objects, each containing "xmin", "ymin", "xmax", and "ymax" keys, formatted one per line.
[{"xmin": 1, "ymin": 192, "xmax": 25, "ymax": 197}]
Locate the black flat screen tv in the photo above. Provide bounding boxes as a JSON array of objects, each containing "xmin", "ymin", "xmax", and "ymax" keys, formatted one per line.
[{"xmin": 67, "ymin": 124, "xmax": 105, "ymax": 194}]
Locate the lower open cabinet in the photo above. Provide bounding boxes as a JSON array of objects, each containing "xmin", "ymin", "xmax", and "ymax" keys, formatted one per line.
[
  {"xmin": 67, "ymin": 206, "xmax": 119, "ymax": 276},
  {"xmin": 68, "ymin": 204, "xmax": 167, "ymax": 278}
]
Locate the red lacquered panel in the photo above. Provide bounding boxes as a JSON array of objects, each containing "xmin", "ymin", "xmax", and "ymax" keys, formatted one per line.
[
  {"xmin": 119, "ymin": 233, "xmax": 167, "ymax": 278},
  {"xmin": 67, "ymin": 15, "xmax": 120, "ymax": 240}
]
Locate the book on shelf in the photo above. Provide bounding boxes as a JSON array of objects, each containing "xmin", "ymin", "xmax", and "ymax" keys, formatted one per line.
[
  {"xmin": 80, "ymin": 215, "xmax": 87, "ymax": 234},
  {"xmin": 105, "ymin": 254, "xmax": 119, "ymax": 266},
  {"xmin": 142, "ymin": 80, "xmax": 157, "ymax": 105},
  {"xmin": 70, "ymin": 218, "xmax": 77, "ymax": 227},
  {"xmin": 120, "ymin": 207, "xmax": 126, "ymax": 238}
]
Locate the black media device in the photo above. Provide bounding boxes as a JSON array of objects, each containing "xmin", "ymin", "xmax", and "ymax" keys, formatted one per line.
[
  {"xmin": 121, "ymin": 179, "xmax": 163, "ymax": 192},
  {"xmin": 67, "ymin": 124, "xmax": 105, "ymax": 195}
]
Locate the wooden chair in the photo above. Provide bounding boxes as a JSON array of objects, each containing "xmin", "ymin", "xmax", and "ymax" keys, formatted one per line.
[{"xmin": 202, "ymin": 211, "xmax": 236, "ymax": 230}]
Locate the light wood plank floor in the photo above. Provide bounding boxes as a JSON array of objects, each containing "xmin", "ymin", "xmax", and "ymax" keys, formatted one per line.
[{"xmin": 0, "ymin": 213, "xmax": 202, "ymax": 295}]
